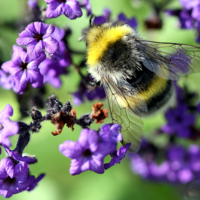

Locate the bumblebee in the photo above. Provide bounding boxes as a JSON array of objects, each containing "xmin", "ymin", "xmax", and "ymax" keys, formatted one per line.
[{"xmin": 82, "ymin": 21, "xmax": 200, "ymax": 153}]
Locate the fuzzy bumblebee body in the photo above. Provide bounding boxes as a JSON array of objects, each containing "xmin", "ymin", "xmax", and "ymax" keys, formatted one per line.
[{"xmin": 83, "ymin": 22, "xmax": 200, "ymax": 153}]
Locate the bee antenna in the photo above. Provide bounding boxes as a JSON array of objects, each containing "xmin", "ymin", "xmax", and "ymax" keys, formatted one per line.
[{"xmin": 89, "ymin": 14, "xmax": 95, "ymax": 27}]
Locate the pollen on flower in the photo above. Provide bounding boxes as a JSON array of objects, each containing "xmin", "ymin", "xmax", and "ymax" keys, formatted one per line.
[
  {"xmin": 34, "ymin": 34, "xmax": 43, "ymax": 42},
  {"xmin": 91, "ymin": 102, "xmax": 108, "ymax": 123},
  {"xmin": 20, "ymin": 62, "xmax": 28, "ymax": 70}
]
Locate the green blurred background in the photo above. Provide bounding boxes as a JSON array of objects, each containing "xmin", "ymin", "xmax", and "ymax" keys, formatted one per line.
[{"xmin": 0, "ymin": 0, "xmax": 200, "ymax": 199}]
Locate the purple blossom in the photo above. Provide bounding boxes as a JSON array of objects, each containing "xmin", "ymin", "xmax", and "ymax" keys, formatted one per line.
[
  {"xmin": 94, "ymin": 8, "xmax": 111, "ymax": 25},
  {"xmin": 162, "ymin": 104, "xmax": 195, "ymax": 138},
  {"xmin": 4, "ymin": 145, "xmax": 37, "ymax": 164},
  {"xmin": 99, "ymin": 124, "xmax": 122, "ymax": 143},
  {"xmin": 51, "ymin": 41, "xmax": 72, "ymax": 67},
  {"xmin": 0, "ymin": 104, "xmax": 18, "ymax": 147},
  {"xmin": 72, "ymin": 91, "xmax": 84, "ymax": 106},
  {"xmin": 39, "ymin": 58, "xmax": 66, "ymax": 88},
  {"xmin": 79, "ymin": 0, "xmax": 91, "ymax": 16},
  {"xmin": 16, "ymin": 22, "xmax": 59, "ymax": 59},
  {"xmin": 130, "ymin": 143, "xmax": 200, "ymax": 184},
  {"xmin": 0, "ymin": 70, "xmax": 13, "ymax": 90},
  {"xmin": 51, "ymin": 27, "xmax": 65, "ymax": 41},
  {"xmin": 27, "ymin": 174, "xmax": 45, "ymax": 191},
  {"xmin": 27, "ymin": 0, "xmax": 38, "ymax": 9},
  {"xmin": 72, "ymin": 75, "xmax": 106, "ymax": 106},
  {"xmin": 166, "ymin": 146, "xmax": 186, "ymax": 171},
  {"xmin": 118, "ymin": 13, "xmax": 138, "ymax": 29},
  {"xmin": 188, "ymin": 145, "xmax": 200, "ymax": 172},
  {"xmin": 104, "ymin": 143, "xmax": 131, "ymax": 170},
  {"xmin": 180, "ymin": 0, "xmax": 200, "ymax": 10},
  {"xmin": 45, "ymin": 0, "xmax": 82, "ymax": 19},
  {"xmin": 1, "ymin": 45, "xmax": 45, "ymax": 94},
  {"xmin": 0, "ymin": 158, "xmax": 35, "ymax": 198},
  {"xmin": 165, "ymin": 0, "xmax": 200, "ymax": 43},
  {"xmin": 59, "ymin": 128, "xmax": 117, "ymax": 175}
]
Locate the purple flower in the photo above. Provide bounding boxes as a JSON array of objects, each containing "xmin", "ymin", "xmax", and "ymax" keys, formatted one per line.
[
  {"xmin": 99, "ymin": 124, "xmax": 122, "ymax": 143},
  {"xmin": 192, "ymin": 4, "xmax": 200, "ymax": 21},
  {"xmin": 188, "ymin": 145, "xmax": 200, "ymax": 172},
  {"xmin": 1, "ymin": 45, "xmax": 45, "ymax": 94},
  {"xmin": 51, "ymin": 27, "xmax": 65, "ymax": 41},
  {"xmin": 165, "ymin": 0, "xmax": 200, "ymax": 43},
  {"xmin": 104, "ymin": 143, "xmax": 131, "ymax": 170},
  {"xmin": 0, "ymin": 104, "xmax": 18, "ymax": 147},
  {"xmin": 16, "ymin": 22, "xmax": 59, "ymax": 59},
  {"xmin": 118, "ymin": 13, "xmax": 138, "ymax": 29},
  {"xmin": 177, "ymin": 168, "xmax": 194, "ymax": 183},
  {"xmin": 72, "ymin": 91, "xmax": 84, "ymax": 106},
  {"xmin": 162, "ymin": 104, "xmax": 195, "ymax": 138},
  {"xmin": 79, "ymin": 0, "xmax": 91, "ymax": 16},
  {"xmin": 4, "ymin": 145, "xmax": 37, "ymax": 164},
  {"xmin": 27, "ymin": 174, "xmax": 45, "ymax": 191},
  {"xmin": 27, "ymin": 0, "xmax": 38, "ymax": 9},
  {"xmin": 129, "ymin": 141, "xmax": 200, "ymax": 184},
  {"xmin": 59, "ymin": 128, "xmax": 116, "ymax": 175},
  {"xmin": 166, "ymin": 146, "xmax": 186, "ymax": 171},
  {"xmin": 39, "ymin": 58, "xmax": 66, "ymax": 88},
  {"xmin": 0, "ymin": 70, "xmax": 13, "ymax": 90},
  {"xmin": 45, "ymin": 0, "xmax": 82, "ymax": 19},
  {"xmin": 180, "ymin": 0, "xmax": 200, "ymax": 10},
  {"xmin": 52, "ymin": 41, "xmax": 72, "ymax": 67},
  {"xmin": 94, "ymin": 8, "xmax": 111, "ymax": 25},
  {"xmin": 72, "ymin": 75, "xmax": 106, "ymax": 106},
  {"xmin": 179, "ymin": 10, "xmax": 194, "ymax": 29},
  {"xmin": 149, "ymin": 161, "xmax": 170, "ymax": 180},
  {"xmin": 0, "ymin": 158, "xmax": 35, "ymax": 198}
]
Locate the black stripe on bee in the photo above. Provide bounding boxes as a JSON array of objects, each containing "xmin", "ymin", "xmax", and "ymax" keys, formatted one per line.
[{"xmin": 126, "ymin": 63, "xmax": 174, "ymax": 115}]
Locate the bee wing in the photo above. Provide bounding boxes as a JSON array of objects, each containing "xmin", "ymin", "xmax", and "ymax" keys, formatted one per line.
[
  {"xmin": 101, "ymin": 75, "xmax": 145, "ymax": 153},
  {"xmin": 135, "ymin": 40, "xmax": 200, "ymax": 80}
]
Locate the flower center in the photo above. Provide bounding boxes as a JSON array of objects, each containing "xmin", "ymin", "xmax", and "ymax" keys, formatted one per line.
[
  {"xmin": 34, "ymin": 34, "xmax": 43, "ymax": 42},
  {"xmin": 0, "ymin": 123, "xmax": 3, "ymax": 130},
  {"xmin": 4, "ymin": 177, "xmax": 16, "ymax": 185},
  {"xmin": 58, "ymin": 0, "xmax": 66, "ymax": 3},
  {"xmin": 176, "ymin": 116, "xmax": 182, "ymax": 123},
  {"xmin": 20, "ymin": 62, "xmax": 28, "ymax": 70},
  {"xmin": 83, "ymin": 149, "xmax": 92, "ymax": 157}
]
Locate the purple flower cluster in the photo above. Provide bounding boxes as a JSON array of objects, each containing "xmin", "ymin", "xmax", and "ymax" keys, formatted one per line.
[
  {"xmin": 59, "ymin": 124, "xmax": 130, "ymax": 175},
  {"xmin": 162, "ymin": 83, "xmax": 198, "ymax": 139},
  {"xmin": 1, "ymin": 23, "xmax": 71, "ymax": 93},
  {"xmin": 0, "ymin": 157, "xmax": 44, "ymax": 198},
  {"xmin": 44, "ymin": 0, "xmax": 83, "ymax": 19},
  {"xmin": 0, "ymin": 105, "xmax": 19, "ymax": 147},
  {"xmin": 0, "ymin": 106, "xmax": 44, "ymax": 198},
  {"xmin": 130, "ymin": 141, "xmax": 200, "ymax": 184},
  {"xmin": 162, "ymin": 104, "xmax": 195, "ymax": 138},
  {"xmin": 165, "ymin": 0, "xmax": 200, "ymax": 43},
  {"xmin": 1, "ymin": 45, "xmax": 45, "ymax": 94}
]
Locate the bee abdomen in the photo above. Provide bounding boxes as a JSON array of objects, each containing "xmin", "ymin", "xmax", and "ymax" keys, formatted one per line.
[{"xmin": 145, "ymin": 79, "xmax": 174, "ymax": 115}]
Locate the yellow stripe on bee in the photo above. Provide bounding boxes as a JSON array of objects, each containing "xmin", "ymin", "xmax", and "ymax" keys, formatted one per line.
[
  {"xmin": 86, "ymin": 25, "xmax": 133, "ymax": 66},
  {"xmin": 117, "ymin": 76, "xmax": 168, "ymax": 109}
]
